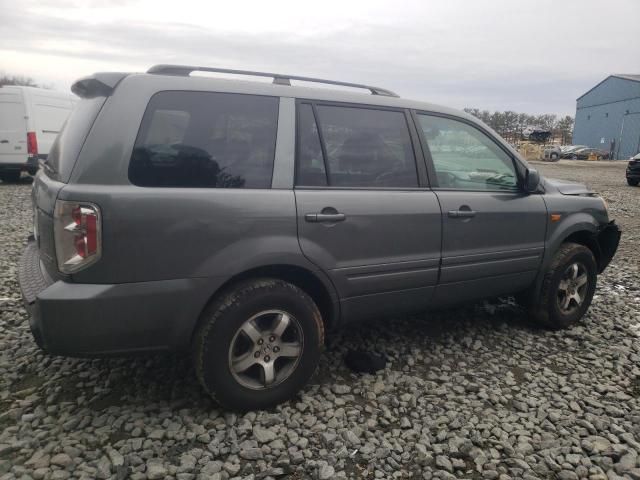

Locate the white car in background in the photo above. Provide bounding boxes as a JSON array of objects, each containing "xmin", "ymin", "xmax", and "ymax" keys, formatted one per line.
[
  {"xmin": 543, "ymin": 145, "xmax": 562, "ymax": 161},
  {"xmin": 0, "ymin": 86, "xmax": 77, "ymax": 183}
]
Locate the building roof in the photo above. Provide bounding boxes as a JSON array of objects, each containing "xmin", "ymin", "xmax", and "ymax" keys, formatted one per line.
[
  {"xmin": 615, "ymin": 74, "xmax": 640, "ymax": 82},
  {"xmin": 577, "ymin": 74, "xmax": 640, "ymax": 100}
]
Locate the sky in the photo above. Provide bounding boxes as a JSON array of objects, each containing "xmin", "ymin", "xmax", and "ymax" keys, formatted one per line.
[{"xmin": 1, "ymin": 0, "xmax": 639, "ymax": 116}]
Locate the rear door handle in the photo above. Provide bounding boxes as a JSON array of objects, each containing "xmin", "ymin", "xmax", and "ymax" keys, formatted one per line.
[
  {"xmin": 305, "ymin": 213, "xmax": 346, "ymax": 223},
  {"xmin": 0, "ymin": 140, "xmax": 8, "ymax": 144},
  {"xmin": 448, "ymin": 210, "xmax": 476, "ymax": 218}
]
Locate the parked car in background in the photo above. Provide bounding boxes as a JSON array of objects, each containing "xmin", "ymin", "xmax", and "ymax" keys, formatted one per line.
[
  {"xmin": 560, "ymin": 145, "xmax": 588, "ymax": 158},
  {"xmin": 627, "ymin": 153, "xmax": 640, "ymax": 186},
  {"xmin": 18, "ymin": 65, "xmax": 621, "ymax": 410},
  {"xmin": 569, "ymin": 147, "xmax": 609, "ymax": 160},
  {"xmin": 0, "ymin": 86, "xmax": 77, "ymax": 183},
  {"xmin": 543, "ymin": 145, "xmax": 561, "ymax": 161}
]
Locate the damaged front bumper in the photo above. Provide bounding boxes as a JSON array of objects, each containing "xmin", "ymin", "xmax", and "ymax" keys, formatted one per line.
[{"xmin": 595, "ymin": 221, "xmax": 621, "ymax": 273}]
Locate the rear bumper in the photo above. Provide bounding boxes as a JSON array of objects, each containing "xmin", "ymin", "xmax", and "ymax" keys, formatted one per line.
[{"xmin": 18, "ymin": 240, "xmax": 213, "ymax": 356}]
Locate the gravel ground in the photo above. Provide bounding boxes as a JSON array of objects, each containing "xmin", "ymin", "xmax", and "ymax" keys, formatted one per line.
[{"xmin": 1, "ymin": 161, "xmax": 639, "ymax": 480}]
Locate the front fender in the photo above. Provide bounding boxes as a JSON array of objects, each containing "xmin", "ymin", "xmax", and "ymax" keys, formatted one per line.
[{"xmin": 523, "ymin": 213, "xmax": 609, "ymax": 305}]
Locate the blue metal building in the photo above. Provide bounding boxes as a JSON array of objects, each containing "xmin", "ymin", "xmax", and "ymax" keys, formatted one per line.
[{"xmin": 573, "ymin": 74, "xmax": 640, "ymax": 160}]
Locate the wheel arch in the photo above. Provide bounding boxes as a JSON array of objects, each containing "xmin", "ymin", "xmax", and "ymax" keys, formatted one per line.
[
  {"xmin": 562, "ymin": 230, "xmax": 601, "ymax": 268},
  {"xmin": 194, "ymin": 264, "xmax": 340, "ymax": 340},
  {"xmin": 522, "ymin": 220, "xmax": 598, "ymax": 305}
]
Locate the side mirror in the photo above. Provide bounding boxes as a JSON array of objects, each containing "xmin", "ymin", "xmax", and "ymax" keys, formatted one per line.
[{"xmin": 525, "ymin": 168, "xmax": 541, "ymax": 192}]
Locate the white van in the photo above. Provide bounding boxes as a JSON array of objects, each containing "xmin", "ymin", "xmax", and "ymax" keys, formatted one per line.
[{"xmin": 0, "ymin": 86, "xmax": 77, "ymax": 182}]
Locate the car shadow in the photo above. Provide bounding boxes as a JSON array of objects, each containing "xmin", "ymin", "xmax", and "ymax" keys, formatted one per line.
[
  {"xmin": 23, "ymin": 298, "xmax": 541, "ymax": 417},
  {"xmin": 0, "ymin": 175, "xmax": 34, "ymax": 186}
]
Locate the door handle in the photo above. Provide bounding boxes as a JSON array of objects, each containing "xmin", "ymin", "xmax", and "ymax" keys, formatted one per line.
[
  {"xmin": 448, "ymin": 209, "xmax": 476, "ymax": 218},
  {"xmin": 305, "ymin": 213, "xmax": 346, "ymax": 223},
  {"xmin": 0, "ymin": 140, "xmax": 8, "ymax": 144}
]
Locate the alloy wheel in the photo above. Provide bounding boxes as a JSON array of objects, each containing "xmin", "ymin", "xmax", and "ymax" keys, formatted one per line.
[
  {"xmin": 557, "ymin": 262, "xmax": 589, "ymax": 314},
  {"xmin": 228, "ymin": 310, "xmax": 303, "ymax": 390}
]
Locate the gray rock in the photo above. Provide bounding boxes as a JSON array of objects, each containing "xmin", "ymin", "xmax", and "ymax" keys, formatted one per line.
[
  {"xmin": 50, "ymin": 454, "xmax": 72, "ymax": 468},
  {"xmin": 342, "ymin": 430, "xmax": 361, "ymax": 446},
  {"xmin": 318, "ymin": 463, "xmax": 335, "ymax": 480},
  {"xmin": 240, "ymin": 448, "xmax": 263, "ymax": 460},
  {"xmin": 332, "ymin": 385, "xmax": 351, "ymax": 395},
  {"xmin": 436, "ymin": 455, "xmax": 453, "ymax": 472},
  {"xmin": 615, "ymin": 452, "xmax": 637, "ymax": 474},
  {"xmin": 146, "ymin": 461, "xmax": 168, "ymax": 480},
  {"xmin": 253, "ymin": 426, "xmax": 277, "ymax": 443}
]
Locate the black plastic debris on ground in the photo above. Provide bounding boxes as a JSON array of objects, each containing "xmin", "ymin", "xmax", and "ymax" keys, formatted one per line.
[{"xmin": 344, "ymin": 350, "xmax": 387, "ymax": 374}]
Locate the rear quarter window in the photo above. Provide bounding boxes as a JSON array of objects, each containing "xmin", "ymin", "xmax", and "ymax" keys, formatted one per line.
[
  {"xmin": 46, "ymin": 96, "xmax": 106, "ymax": 182},
  {"xmin": 129, "ymin": 91, "xmax": 279, "ymax": 189}
]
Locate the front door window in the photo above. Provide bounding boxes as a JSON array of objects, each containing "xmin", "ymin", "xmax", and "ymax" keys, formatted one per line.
[{"xmin": 417, "ymin": 114, "xmax": 518, "ymax": 191}]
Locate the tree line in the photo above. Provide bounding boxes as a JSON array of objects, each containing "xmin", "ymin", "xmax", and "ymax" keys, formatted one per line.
[
  {"xmin": 0, "ymin": 74, "xmax": 43, "ymax": 88},
  {"xmin": 464, "ymin": 108, "xmax": 574, "ymax": 145}
]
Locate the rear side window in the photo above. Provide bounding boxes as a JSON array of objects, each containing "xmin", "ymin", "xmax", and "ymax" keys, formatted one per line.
[
  {"xmin": 130, "ymin": 91, "xmax": 279, "ymax": 188},
  {"xmin": 296, "ymin": 103, "xmax": 418, "ymax": 188},
  {"xmin": 46, "ymin": 97, "xmax": 106, "ymax": 183}
]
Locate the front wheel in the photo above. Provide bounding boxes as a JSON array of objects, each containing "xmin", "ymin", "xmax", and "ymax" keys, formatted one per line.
[
  {"xmin": 193, "ymin": 279, "xmax": 324, "ymax": 410},
  {"xmin": 529, "ymin": 243, "xmax": 597, "ymax": 329},
  {"xmin": 627, "ymin": 178, "xmax": 639, "ymax": 186}
]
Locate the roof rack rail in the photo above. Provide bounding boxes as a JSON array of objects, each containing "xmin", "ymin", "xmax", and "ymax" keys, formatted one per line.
[{"xmin": 146, "ymin": 64, "xmax": 399, "ymax": 97}]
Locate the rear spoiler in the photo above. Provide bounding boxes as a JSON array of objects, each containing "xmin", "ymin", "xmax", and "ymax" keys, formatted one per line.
[{"xmin": 71, "ymin": 72, "xmax": 128, "ymax": 98}]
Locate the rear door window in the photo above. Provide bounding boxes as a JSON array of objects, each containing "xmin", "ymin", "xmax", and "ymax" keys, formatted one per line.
[
  {"xmin": 129, "ymin": 91, "xmax": 279, "ymax": 188},
  {"xmin": 296, "ymin": 103, "xmax": 418, "ymax": 188}
]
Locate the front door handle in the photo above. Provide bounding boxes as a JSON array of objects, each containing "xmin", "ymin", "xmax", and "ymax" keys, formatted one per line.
[
  {"xmin": 0, "ymin": 140, "xmax": 8, "ymax": 144},
  {"xmin": 305, "ymin": 212, "xmax": 346, "ymax": 223},
  {"xmin": 448, "ymin": 209, "xmax": 476, "ymax": 218}
]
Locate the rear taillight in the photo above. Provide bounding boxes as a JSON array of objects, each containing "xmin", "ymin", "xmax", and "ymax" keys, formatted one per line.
[
  {"xmin": 54, "ymin": 200, "xmax": 102, "ymax": 273},
  {"xmin": 27, "ymin": 132, "xmax": 38, "ymax": 156}
]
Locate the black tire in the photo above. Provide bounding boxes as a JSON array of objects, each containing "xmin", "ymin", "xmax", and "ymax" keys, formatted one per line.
[
  {"xmin": 627, "ymin": 178, "xmax": 639, "ymax": 187},
  {"xmin": 193, "ymin": 278, "xmax": 324, "ymax": 410},
  {"xmin": 0, "ymin": 171, "xmax": 21, "ymax": 183},
  {"xmin": 528, "ymin": 243, "xmax": 597, "ymax": 329},
  {"xmin": 550, "ymin": 152, "xmax": 559, "ymax": 160}
]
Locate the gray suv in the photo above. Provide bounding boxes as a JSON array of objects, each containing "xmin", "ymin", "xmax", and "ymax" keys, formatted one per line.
[{"xmin": 18, "ymin": 65, "xmax": 621, "ymax": 410}]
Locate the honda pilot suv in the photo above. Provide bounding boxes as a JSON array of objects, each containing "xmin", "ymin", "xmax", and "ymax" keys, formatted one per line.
[{"xmin": 19, "ymin": 65, "xmax": 621, "ymax": 410}]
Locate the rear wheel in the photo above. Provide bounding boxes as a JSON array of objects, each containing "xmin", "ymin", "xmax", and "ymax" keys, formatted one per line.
[
  {"xmin": 0, "ymin": 171, "xmax": 21, "ymax": 183},
  {"xmin": 529, "ymin": 243, "xmax": 597, "ymax": 329},
  {"xmin": 550, "ymin": 152, "xmax": 559, "ymax": 160},
  {"xmin": 627, "ymin": 178, "xmax": 639, "ymax": 186},
  {"xmin": 193, "ymin": 279, "xmax": 324, "ymax": 410}
]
